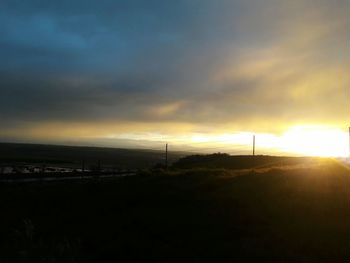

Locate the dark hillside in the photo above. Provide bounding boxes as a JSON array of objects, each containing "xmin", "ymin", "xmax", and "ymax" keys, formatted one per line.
[
  {"xmin": 173, "ymin": 153, "xmax": 320, "ymax": 170},
  {"xmin": 0, "ymin": 143, "xmax": 187, "ymax": 169}
]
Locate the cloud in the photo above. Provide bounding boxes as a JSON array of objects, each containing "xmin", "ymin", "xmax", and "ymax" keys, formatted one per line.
[{"xmin": 1, "ymin": 0, "xmax": 350, "ymax": 146}]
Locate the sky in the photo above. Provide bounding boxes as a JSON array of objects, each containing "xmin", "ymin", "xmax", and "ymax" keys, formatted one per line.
[{"xmin": 1, "ymin": 0, "xmax": 350, "ymax": 156}]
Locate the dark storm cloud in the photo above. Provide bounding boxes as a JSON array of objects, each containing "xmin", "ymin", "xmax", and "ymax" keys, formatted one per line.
[
  {"xmin": 0, "ymin": 0, "xmax": 231, "ymax": 73},
  {"xmin": 0, "ymin": 0, "xmax": 248, "ymax": 124}
]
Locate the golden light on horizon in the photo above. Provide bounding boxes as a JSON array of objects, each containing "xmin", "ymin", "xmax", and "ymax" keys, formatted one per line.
[
  {"xmin": 189, "ymin": 125, "xmax": 349, "ymax": 157},
  {"xmin": 2, "ymin": 120, "xmax": 348, "ymax": 157}
]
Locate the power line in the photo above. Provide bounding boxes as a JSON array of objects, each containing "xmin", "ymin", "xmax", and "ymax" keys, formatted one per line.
[{"xmin": 253, "ymin": 135, "xmax": 256, "ymax": 156}]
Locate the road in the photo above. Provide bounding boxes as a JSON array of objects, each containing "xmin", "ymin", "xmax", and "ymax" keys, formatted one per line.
[{"xmin": 0, "ymin": 172, "xmax": 137, "ymax": 183}]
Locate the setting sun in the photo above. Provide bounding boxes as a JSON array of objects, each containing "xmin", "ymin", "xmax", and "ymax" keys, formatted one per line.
[{"xmin": 279, "ymin": 126, "xmax": 349, "ymax": 157}]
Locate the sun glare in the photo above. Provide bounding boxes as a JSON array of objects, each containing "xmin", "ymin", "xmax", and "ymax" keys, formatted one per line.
[{"xmin": 280, "ymin": 125, "xmax": 348, "ymax": 157}]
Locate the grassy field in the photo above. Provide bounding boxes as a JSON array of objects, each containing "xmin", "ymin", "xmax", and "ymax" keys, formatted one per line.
[{"xmin": 1, "ymin": 158, "xmax": 350, "ymax": 262}]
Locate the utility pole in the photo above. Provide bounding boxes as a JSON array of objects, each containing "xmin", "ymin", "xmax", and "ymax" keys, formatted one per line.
[
  {"xmin": 165, "ymin": 143, "xmax": 168, "ymax": 168},
  {"xmin": 253, "ymin": 135, "xmax": 256, "ymax": 156},
  {"xmin": 348, "ymin": 127, "xmax": 350, "ymax": 157}
]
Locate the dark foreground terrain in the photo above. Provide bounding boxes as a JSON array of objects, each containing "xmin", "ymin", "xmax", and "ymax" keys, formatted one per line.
[{"xmin": 1, "ymin": 159, "xmax": 350, "ymax": 262}]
